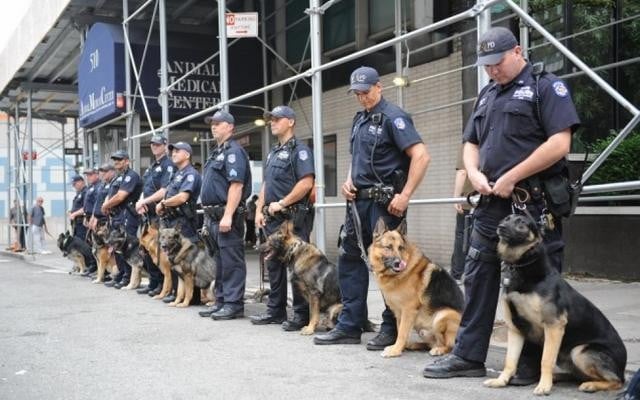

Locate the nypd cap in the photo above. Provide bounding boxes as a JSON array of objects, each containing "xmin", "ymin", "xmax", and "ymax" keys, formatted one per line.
[
  {"xmin": 476, "ymin": 27, "xmax": 518, "ymax": 66},
  {"xmin": 348, "ymin": 66, "xmax": 380, "ymax": 93}
]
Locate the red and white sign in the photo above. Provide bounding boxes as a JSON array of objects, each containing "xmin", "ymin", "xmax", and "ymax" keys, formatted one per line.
[{"xmin": 226, "ymin": 12, "xmax": 259, "ymax": 38}]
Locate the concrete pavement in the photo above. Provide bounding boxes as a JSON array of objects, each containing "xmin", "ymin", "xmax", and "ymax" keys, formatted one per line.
[{"xmin": 0, "ymin": 238, "xmax": 638, "ymax": 399}]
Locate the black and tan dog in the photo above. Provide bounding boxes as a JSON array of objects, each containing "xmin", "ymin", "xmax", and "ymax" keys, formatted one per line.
[
  {"xmin": 484, "ymin": 214, "xmax": 626, "ymax": 395},
  {"xmin": 91, "ymin": 221, "xmax": 117, "ymax": 284},
  {"xmin": 260, "ymin": 221, "xmax": 342, "ymax": 335},
  {"xmin": 139, "ymin": 219, "xmax": 173, "ymax": 299},
  {"xmin": 370, "ymin": 218, "xmax": 464, "ymax": 358},
  {"xmin": 107, "ymin": 225, "xmax": 145, "ymax": 290},
  {"xmin": 57, "ymin": 231, "xmax": 95, "ymax": 274},
  {"xmin": 158, "ymin": 225, "xmax": 215, "ymax": 308}
]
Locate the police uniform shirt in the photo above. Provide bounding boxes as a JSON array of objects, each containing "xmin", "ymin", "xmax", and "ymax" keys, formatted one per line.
[
  {"xmin": 92, "ymin": 181, "xmax": 110, "ymax": 217},
  {"xmin": 142, "ymin": 155, "xmax": 174, "ymax": 198},
  {"xmin": 463, "ymin": 63, "xmax": 580, "ymax": 182},
  {"xmin": 201, "ymin": 140, "xmax": 251, "ymax": 206},
  {"xmin": 350, "ymin": 97, "xmax": 423, "ymax": 188},
  {"xmin": 83, "ymin": 182, "xmax": 99, "ymax": 217},
  {"xmin": 108, "ymin": 168, "xmax": 142, "ymax": 218},
  {"xmin": 71, "ymin": 186, "xmax": 87, "ymax": 213},
  {"xmin": 264, "ymin": 138, "xmax": 315, "ymax": 205},
  {"xmin": 165, "ymin": 164, "xmax": 202, "ymax": 202}
]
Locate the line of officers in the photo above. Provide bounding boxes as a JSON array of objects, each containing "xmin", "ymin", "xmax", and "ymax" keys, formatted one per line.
[{"xmin": 68, "ymin": 29, "xmax": 581, "ymax": 384}]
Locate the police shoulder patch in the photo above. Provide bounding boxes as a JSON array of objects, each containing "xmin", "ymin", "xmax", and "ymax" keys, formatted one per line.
[
  {"xmin": 393, "ymin": 117, "xmax": 406, "ymax": 130},
  {"xmin": 187, "ymin": 174, "xmax": 195, "ymax": 182},
  {"xmin": 552, "ymin": 81, "xmax": 568, "ymax": 97},
  {"xmin": 298, "ymin": 150, "xmax": 308, "ymax": 161},
  {"xmin": 124, "ymin": 176, "xmax": 131, "ymax": 182},
  {"xmin": 228, "ymin": 154, "xmax": 236, "ymax": 164}
]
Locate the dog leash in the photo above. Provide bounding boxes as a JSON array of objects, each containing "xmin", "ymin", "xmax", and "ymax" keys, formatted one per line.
[{"xmin": 348, "ymin": 200, "xmax": 373, "ymax": 271}]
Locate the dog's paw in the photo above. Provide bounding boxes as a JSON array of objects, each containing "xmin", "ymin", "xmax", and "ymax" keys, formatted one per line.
[
  {"xmin": 152, "ymin": 294, "xmax": 163, "ymax": 300},
  {"xmin": 300, "ymin": 326, "xmax": 315, "ymax": 335},
  {"xmin": 578, "ymin": 382, "xmax": 599, "ymax": 393},
  {"xmin": 483, "ymin": 377, "xmax": 508, "ymax": 388},
  {"xmin": 533, "ymin": 381, "xmax": 552, "ymax": 396},
  {"xmin": 168, "ymin": 302, "xmax": 178, "ymax": 307},
  {"xmin": 381, "ymin": 345, "xmax": 402, "ymax": 358},
  {"xmin": 429, "ymin": 346, "xmax": 448, "ymax": 356},
  {"xmin": 91, "ymin": 279, "xmax": 100, "ymax": 284},
  {"xmin": 175, "ymin": 303, "xmax": 189, "ymax": 308}
]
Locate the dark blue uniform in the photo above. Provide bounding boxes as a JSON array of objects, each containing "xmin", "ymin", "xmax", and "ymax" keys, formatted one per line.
[
  {"xmin": 455, "ymin": 63, "xmax": 580, "ymax": 364},
  {"xmin": 92, "ymin": 180, "xmax": 111, "ymax": 221},
  {"xmin": 141, "ymin": 155, "xmax": 174, "ymax": 291},
  {"xmin": 108, "ymin": 168, "xmax": 142, "ymax": 284},
  {"xmin": 83, "ymin": 182, "xmax": 99, "ymax": 219},
  {"xmin": 71, "ymin": 186, "xmax": 88, "ymax": 240},
  {"xmin": 201, "ymin": 139, "xmax": 251, "ymax": 307},
  {"xmin": 336, "ymin": 97, "xmax": 422, "ymax": 335},
  {"xmin": 142, "ymin": 155, "xmax": 174, "ymax": 218},
  {"xmin": 163, "ymin": 164, "xmax": 201, "ymax": 240},
  {"xmin": 263, "ymin": 138, "xmax": 315, "ymax": 320}
]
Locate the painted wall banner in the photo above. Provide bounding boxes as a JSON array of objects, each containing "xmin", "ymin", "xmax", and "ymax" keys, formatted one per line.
[
  {"xmin": 78, "ymin": 23, "xmax": 126, "ymax": 128},
  {"xmin": 226, "ymin": 12, "xmax": 259, "ymax": 38}
]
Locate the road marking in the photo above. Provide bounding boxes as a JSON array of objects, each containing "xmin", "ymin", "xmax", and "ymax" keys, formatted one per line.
[{"xmin": 41, "ymin": 269, "xmax": 69, "ymax": 274}]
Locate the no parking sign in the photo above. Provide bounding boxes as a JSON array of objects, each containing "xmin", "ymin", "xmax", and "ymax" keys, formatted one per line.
[{"xmin": 226, "ymin": 12, "xmax": 259, "ymax": 38}]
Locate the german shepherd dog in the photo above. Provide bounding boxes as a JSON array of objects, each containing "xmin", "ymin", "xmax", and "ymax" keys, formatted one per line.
[
  {"xmin": 107, "ymin": 225, "xmax": 145, "ymax": 290},
  {"xmin": 260, "ymin": 221, "xmax": 342, "ymax": 335},
  {"xmin": 139, "ymin": 219, "xmax": 173, "ymax": 299},
  {"xmin": 158, "ymin": 224, "xmax": 215, "ymax": 308},
  {"xmin": 484, "ymin": 214, "xmax": 626, "ymax": 395},
  {"xmin": 57, "ymin": 231, "xmax": 95, "ymax": 274},
  {"xmin": 370, "ymin": 218, "xmax": 464, "ymax": 358},
  {"xmin": 91, "ymin": 221, "xmax": 117, "ymax": 283}
]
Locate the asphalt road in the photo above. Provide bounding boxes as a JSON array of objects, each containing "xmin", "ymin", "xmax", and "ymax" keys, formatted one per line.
[{"xmin": 0, "ymin": 256, "xmax": 627, "ymax": 400}]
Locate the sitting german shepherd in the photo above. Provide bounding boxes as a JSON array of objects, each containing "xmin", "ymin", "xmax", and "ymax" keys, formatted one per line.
[
  {"xmin": 484, "ymin": 214, "xmax": 626, "ymax": 395},
  {"xmin": 139, "ymin": 219, "xmax": 173, "ymax": 299},
  {"xmin": 91, "ymin": 221, "xmax": 117, "ymax": 284},
  {"xmin": 107, "ymin": 225, "xmax": 145, "ymax": 290},
  {"xmin": 57, "ymin": 231, "xmax": 95, "ymax": 274},
  {"xmin": 370, "ymin": 218, "xmax": 464, "ymax": 358},
  {"xmin": 158, "ymin": 224, "xmax": 215, "ymax": 308},
  {"xmin": 260, "ymin": 221, "xmax": 342, "ymax": 335}
]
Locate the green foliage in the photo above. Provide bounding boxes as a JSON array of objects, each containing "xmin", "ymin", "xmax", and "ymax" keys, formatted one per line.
[{"xmin": 588, "ymin": 130, "xmax": 640, "ymax": 188}]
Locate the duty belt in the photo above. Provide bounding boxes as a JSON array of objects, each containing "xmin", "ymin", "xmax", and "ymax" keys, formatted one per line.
[
  {"xmin": 202, "ymin": 204, "xmax": 246, "ymax": 221},
  {"xmin": 261, "ymin": 203, "xmax": 309, "ymax": 220},
  {"xmin": 356, "ymin": 184, "xmax": 394, "ymax": 203}
]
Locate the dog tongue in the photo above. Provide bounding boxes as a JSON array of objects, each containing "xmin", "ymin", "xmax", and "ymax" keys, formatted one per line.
[{"xmin": 398, "ymin": 260, "xmax": 407, "ymax": 271}]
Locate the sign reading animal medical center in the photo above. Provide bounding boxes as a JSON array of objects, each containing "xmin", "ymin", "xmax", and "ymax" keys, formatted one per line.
[
  {"xmin": 78, "ymin": 23, "xmax": 126, "ymax": 128},
  {"xmin": 226, "ymin": 12, "xmax": 258, "ymax": 38},
  {"xmin": 78, "ymin": 23, "xmax": 222, "ymax": 128}
]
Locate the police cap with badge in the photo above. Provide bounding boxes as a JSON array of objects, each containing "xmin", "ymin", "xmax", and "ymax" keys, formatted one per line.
[{"xmin": 476, "ymin": 27, "xmax": 518, "ymax": 66}]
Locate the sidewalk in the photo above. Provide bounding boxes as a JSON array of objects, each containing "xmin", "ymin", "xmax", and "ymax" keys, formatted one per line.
[{"xmin": 3, "ymin": 236, "xmax": 639, "ymax": 376}]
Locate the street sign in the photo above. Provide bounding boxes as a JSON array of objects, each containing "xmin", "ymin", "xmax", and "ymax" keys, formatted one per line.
[
  {"xmin": 226, "ymin": 12, "xmax": 259, "ymax": 38},
  {"xmin": 64, "ymin": 147, "xmax": 83, "ymax": 155}
]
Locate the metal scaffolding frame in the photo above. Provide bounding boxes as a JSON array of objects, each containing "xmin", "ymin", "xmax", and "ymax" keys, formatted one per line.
[
  {"xmin": 117, "ymin": 0, "xmax": 638, "ymax": 252},
  {"xmin": 3, "ymin": 0, "xmax": 638, "ymax": 252}
]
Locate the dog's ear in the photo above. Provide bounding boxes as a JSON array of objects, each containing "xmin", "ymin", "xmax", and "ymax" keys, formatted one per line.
[
  {"xmin": 373, "ymin": 217, "xmax": 388, "ymax": 239},
  {"xmin": 395, "ymin": 219, "xmax": 407, "ymax": 236}
]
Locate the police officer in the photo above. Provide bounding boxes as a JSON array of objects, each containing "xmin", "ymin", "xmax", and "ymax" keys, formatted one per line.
[
  {"xmin": 314, "ymin": 66, "xmax": 430, "ymax": 346},
  {"xmin": 423, "ymin": 27, "xmax": 580, "ymax": 381},
  {"xmin": 249, "ymin": 105, "xmax": 315, "ymax": 331},
  {"xmin": 101, "ymin": 150, "xmax": 143, "ymax": 289},
  {"xmin": 68, "ymin": 175, "xmax": 88, "ymax": 240},
  {"xmin": 89, "ymin": 162, "xmax": 115, "ymax": 232},
  {"xmin": 155, "ymin": 141, "xmax": 201, "ymax": 241},
  {"xmin": 135, "ymin": 133, "xmax": 174, "ymax": 296},
  {"xmin": 198, "ymin": 110, "xmax": 251, "ymax": 320},
  {"xmin": 80, "ymin": 167, "xmax": 100, "ymax": 275}
]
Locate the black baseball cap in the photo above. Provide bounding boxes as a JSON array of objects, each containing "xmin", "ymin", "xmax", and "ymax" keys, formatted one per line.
[
  {"xmin": 111, "ymin": 150, "xmax": 130, "ymax": 160},
  {"xmin": 204, "ymin": 110, "xmax": 235, "ymax": 125},
  {"xmin": 168, "ymin": 141, "xmax": 193, "ymax": 155},
  {"xmin": 476, "ymin": 27, "xmax": 518, "ymax": 66},
  {"xmin": 150, "ymin": 134, "xmax": 167, "ymax": 145}
]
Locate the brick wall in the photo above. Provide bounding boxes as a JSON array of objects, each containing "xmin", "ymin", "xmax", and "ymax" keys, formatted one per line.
[{"xmin": 290, "ymin": 50, "xmax": 465, "ymax": 267}]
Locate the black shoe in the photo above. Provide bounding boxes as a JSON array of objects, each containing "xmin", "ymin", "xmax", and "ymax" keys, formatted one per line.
[
  {"xmin": 282, "ymin": 314, "xmax": 310, "ymax": 332},
  {"xmin": 422, "ymin": 354, "xmax": 486, "ymax": 378},
  {"xmin": 114, "ymin": 280, "xmax": 129, "ymax": 289},
  {"xmin": 509, "ymin": 363, "xmax": 540, "ymax": 386},
  {"xmin": 136, "ymin": 286, "xmax": 151, "ymax": 295},
  {"xmin": 211, "ymin": 304, "xmax": 244, "ymax": 320},
  {"xmin": 148, "ymin": 287, "xmax": 162, "ymax": 297},
  {"xmin": 313, "ymin": 329, "xmax": 361, "ymax": 345},
  {"xmin": 250, "ymin": 312, "xmax": 286, "ymax": 325},
  {"xmin": 199, "ymin": 303, "xmax": 224, "ymax": 317},
  {"xmin": 104, "ymin": 280, "xmax": 117, "ymax": 288},
  {"xmin": 162, "ymin": 294, "xmax": 177, "ymax": 303},
  {"xmin": 366, "ymin": 331, "xmax": 397, "ymax": 350}
]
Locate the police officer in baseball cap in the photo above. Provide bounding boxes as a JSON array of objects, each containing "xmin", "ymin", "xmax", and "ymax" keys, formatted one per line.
[{"xmin": 423, "ymin": 26, "xmax": 580, "ymax": 382}]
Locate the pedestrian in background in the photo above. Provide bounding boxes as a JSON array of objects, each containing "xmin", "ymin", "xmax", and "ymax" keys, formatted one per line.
[{"xmin": 29, "ymin": 196, "xmax": 51, "ymax": 254}]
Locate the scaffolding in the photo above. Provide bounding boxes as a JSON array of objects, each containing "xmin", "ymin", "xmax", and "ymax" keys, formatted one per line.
[{"xmin": 2, "ymin": 0, "xmax": 639, "ymax": 255}]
